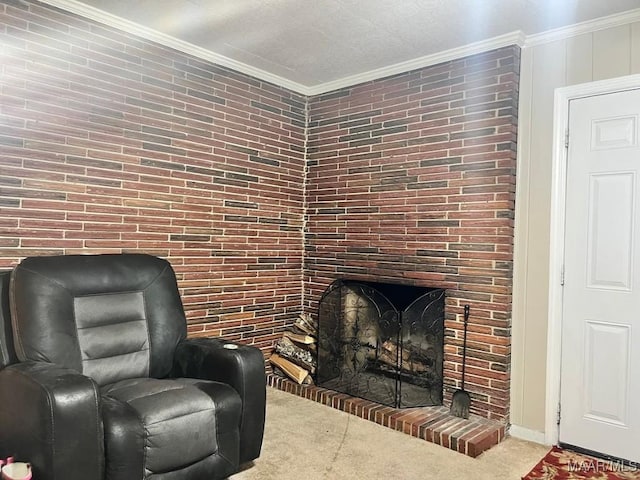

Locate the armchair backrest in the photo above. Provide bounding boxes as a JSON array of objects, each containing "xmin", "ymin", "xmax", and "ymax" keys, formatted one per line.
[{"xmin": 10, "ymin": 254, "xmax": 187, "ymax": 385}]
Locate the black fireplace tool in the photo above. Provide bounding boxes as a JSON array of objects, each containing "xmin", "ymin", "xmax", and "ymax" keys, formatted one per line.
[{"xmin": 450, "ymin": 304, "xmax": 471, "ymax": 419}]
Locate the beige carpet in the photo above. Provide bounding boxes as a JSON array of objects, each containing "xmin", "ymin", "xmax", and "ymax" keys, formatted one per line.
[{"xmin": 230, "ymin": 388, "xmax": 550, "ymax": 480}]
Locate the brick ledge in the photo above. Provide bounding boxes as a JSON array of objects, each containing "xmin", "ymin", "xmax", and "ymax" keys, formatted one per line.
[{"xmin": 267, "ymin": 372, "xmax": 506, "ymax": 458}]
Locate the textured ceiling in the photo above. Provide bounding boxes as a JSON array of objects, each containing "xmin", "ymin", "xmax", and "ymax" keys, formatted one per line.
[{"xmin": 45, "ymin": 0, "xmax": 640, "ymax": 93}]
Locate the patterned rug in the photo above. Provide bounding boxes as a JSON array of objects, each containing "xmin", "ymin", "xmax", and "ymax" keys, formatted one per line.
[{"xmin": 523, "ymin": 447, "xmax": 640, "ymax": 479}]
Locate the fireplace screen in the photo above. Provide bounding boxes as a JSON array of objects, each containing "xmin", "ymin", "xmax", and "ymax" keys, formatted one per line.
[{"xmin": 317, "ymin": 279, "xmax": 445, "ymax": 408}]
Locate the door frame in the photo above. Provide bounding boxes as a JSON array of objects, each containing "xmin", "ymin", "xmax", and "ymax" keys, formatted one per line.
[{"xmin": 545, "ymin": 73, "xmax": 640, "ymax": 446}]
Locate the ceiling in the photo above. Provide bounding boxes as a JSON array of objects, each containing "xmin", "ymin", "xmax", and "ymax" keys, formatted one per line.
[{"xmin": 43, "ymin": 0, "xmax": 640, "ymax": 94}]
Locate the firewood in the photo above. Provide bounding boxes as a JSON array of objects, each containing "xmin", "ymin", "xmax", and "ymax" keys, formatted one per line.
[
  {"xmin": 294, "ymin": 313, "xmax": 317, "ymax": 336},
  {"xmin": 271, "ymin": 365, "xmax": 314, "ymax": 385},
  {"xmin": 283, "ymin": 330, "xmax": 316, "ymax": 345},
  {"xmin": 269, "ymin": 353, "xmax": 311, "ymax": 384},
  {"xmin": 275, "ymin": 336, "xmax": 316, "ymax": 373},
  {"xmin": 378, "ymin": 340, "xmax": 434, "ymax": 373}
]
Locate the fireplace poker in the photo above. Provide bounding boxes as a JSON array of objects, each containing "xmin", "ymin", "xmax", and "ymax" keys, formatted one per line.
[{"xmin": 450, "ymin": 304, "xmax": 471, "ymax": 419}]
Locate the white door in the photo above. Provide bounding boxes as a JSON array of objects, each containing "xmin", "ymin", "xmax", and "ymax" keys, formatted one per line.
[{"xmin": 560, "ymin": 88, "xmax": 640, "ymax": 462}]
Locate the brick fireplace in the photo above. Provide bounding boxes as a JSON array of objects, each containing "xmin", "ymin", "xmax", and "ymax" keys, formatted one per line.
[
  {"xmin": 1, "ymin": 2, "xmax": 519, "ymax": 426},
  {"xmin": 304, "ymin": 45, "xmax": 520, "ymax": 422}
]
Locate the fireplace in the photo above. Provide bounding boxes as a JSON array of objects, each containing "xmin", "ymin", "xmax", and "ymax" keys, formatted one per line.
[{"xmin": 316, "ymin": 279, "xmax": 445, "ymax": 408}]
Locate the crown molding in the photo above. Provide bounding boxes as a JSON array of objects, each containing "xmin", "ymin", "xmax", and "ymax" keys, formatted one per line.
[
  {"xmin": 306, "ymin": 31, "xmax": 526, "ymax": 96},
  {"xmin": 36, "ymin": 0, "xmax": 526, "ymax": 96},
  {"xmin": 36, "ymin": 1, "xmax": 640, "ymax": 96},
  {"xmin": 38, "ymin": 0, "xmax": 311, "ymax": 94},
  {"xmin": 524, "ymin": 7, "xmax": 640, "ymax": 47}
]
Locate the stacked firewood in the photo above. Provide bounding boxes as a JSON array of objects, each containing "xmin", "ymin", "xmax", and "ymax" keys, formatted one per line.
[{"xmin": 269, "ymin": 313, "xmax": 317, "ymax": 385}]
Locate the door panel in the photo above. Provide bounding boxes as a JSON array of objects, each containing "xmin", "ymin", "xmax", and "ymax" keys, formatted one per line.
[
  {"xmin": 583, "ymin": 320, "xmax": 630, "ymax": 426},
  {"xmin": 560, "ymin": 88, "xmax": 640, "ymax": 462},
  {"xmin": 586, "ymin": 172, "xmax": 634, "ymax": 290}
]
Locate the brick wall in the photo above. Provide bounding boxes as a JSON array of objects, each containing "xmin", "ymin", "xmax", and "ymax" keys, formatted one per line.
[
  {"xmin": 305, "ymin": 46, "xmax": 520, "ymax": 421},
  {"xmin": 0, "ymin": 1, "xmax": 306, "ymax": 350}
]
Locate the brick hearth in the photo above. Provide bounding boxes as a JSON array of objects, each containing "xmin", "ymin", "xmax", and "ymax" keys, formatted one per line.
[{"xmin": 267, "ymin": 372, "xmax": 506, "ymax": 458}]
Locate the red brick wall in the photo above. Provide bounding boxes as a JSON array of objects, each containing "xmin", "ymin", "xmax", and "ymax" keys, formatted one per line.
[
  {"xmin": 305, "ymin": 46, "xmax": 520, "ymax": 421},
  {"xmin": 0, "ymin": 1, "xmax": 306, "ymax": 350}
]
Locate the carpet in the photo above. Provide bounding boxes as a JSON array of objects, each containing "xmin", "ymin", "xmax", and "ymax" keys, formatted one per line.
[
  {"xmin": 231, "ymin": 388, "xmax": 550, "ymax": 480},
  {"xmin": 523, "ymin": 446, "xmax": 640, "ymax": 480}
]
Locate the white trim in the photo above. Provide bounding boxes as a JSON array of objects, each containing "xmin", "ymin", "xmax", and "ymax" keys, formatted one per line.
[
  {"xmin": 38, "ymin": 0, "xmax": 640, "ymax": 96},
  {"xmin": 546, "ymin": 74, "xmax": 640, "ymax": 446},
  {"xmin": 305, "ymin": 31, "xmax": 526, "ymax": 96},
  {"xmin": 38, "ymin": 0, "xmax": 310, "ymax": 94},
  {"xmin": 38, "ymin": 0, "xmax": 524, "ymax": 96},
  {"xmin": 508, "ymin": 424, "xmax": 548, "ymax": 445},
  {"xmin": 525, "ymin": 8, "xmax": 640, "ymax": 48}
]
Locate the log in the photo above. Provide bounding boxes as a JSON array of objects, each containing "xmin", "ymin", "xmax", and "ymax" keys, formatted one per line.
[
  {"xmin": 271, "ymin": 365, "xmax": 314, "ymax": 385},
  {"xmin": 275, "ymin": 336, "xmax": 316, "ymax": 373},
  {"xmin": 283, "ymin": 330, "xmax": 316, "ymax": 346},
  {"xmin": 378, "ymin": 340, "xmax": 434, "ymax": 373},
  {"xmin": 269, "ymin": 353, "xmax": 312, "ymax": 384},
  {"xmin": 294, "ymin": 313, "xmax": 317, "ymax": 336}
]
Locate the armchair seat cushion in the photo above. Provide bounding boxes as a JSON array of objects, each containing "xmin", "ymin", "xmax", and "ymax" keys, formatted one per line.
[{"xmin": 102, "ymin": 378, "xmax": 242, "ymax": 477}]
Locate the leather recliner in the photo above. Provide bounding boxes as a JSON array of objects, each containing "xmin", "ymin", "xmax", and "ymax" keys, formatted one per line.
[{"xmin": 0, "ymin": 254, "xmax": 266, "ymax": 480}]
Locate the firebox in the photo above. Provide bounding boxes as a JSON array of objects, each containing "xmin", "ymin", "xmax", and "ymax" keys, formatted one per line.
[{"xmin": 316, "ymin": 279, "xmax": 445, "ymax": 408}]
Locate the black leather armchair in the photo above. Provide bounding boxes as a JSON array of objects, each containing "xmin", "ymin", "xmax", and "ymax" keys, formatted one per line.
[{"xmin": 0, "ymin": 254, "xmax": 266, "ymax": 480}]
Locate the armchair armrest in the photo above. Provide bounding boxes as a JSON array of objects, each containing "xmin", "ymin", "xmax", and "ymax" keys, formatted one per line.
[
  {"xmin": 172, "ymin": 338, "xmax": 266, "ymax": 463},
  {"xmin": 0, "ymin": 362, "xmax": 104, "ymax": 480}
]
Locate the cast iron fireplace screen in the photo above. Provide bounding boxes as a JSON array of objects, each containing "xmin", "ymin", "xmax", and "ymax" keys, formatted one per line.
[{"xmin": 317, "ymin": 279, "xmax": 445, "ymax": 408}]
